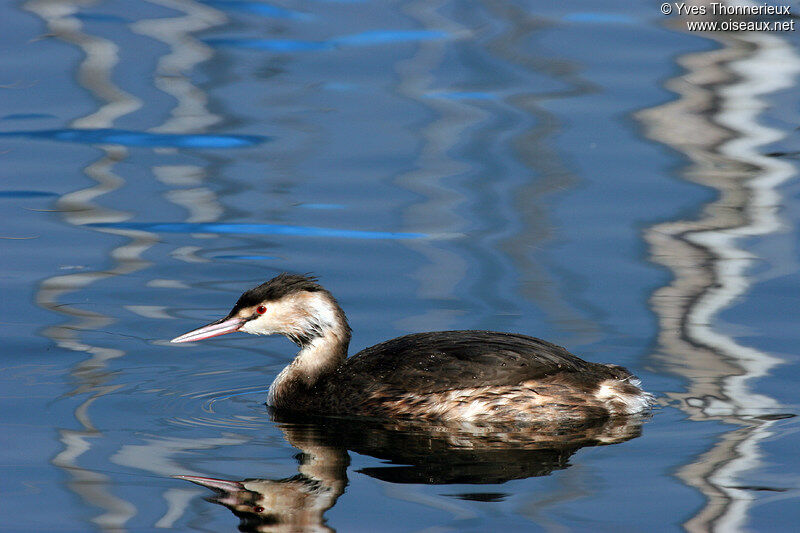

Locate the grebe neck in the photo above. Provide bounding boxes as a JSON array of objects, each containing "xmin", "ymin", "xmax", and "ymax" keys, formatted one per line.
[{"xmin": 266, "ymin": 296, "xmax": 351, "ymax": 408}]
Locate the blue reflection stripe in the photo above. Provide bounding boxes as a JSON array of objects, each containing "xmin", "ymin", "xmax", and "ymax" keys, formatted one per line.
[
  {"xmin": 202, "ymin": 0, "xmax": 304, "ymax": 19},
  {"xmin": 89, "ymin": 222, "xmax": 425, "ymax": 240},
  {"xmin": 206, "ymin": 39, "xmax": 331, "ymax": 51},
  {"xmin": 563, "ymin": 13, "xmax": 634, "ymax": 24},
  {"xmin": 0, "ymin": 190, "xmax": 58, "ymax": 198},
  {"xmin": 2, "ymin": 113, "xmax": 55, "ymax": 120},
  {"xmin": 427, "ymin": 91, "xmax": 496, "ymax": 101},
  {"xmin": 205, "ymin": 29, "xmax": 447, "ymax": 52},
  {"xmin": 214, "ymin": 255, "xmax": 278, "ymax": 260},
  {"xmin": 334, "ymin": 30, "xmax": 446, "ymax": 45},
  {"xmin": 0, "ymin": 128, "xmax": 266, "ymax": 148}
]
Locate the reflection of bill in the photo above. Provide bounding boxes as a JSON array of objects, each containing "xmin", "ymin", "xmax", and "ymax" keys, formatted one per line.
[{"xmin": 177, "ymin": 413, "xmax": 648, "ymax": 531}]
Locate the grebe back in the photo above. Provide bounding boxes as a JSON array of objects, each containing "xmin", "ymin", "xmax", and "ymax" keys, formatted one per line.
[{"xmin": 171, "ymin": 274, "xmax": 652, "ymax": 423}]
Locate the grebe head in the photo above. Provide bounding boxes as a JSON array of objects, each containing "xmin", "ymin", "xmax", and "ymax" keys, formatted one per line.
[{"xmin": 171, "ymin": 273, "xmax": 351, "ymax": 348}]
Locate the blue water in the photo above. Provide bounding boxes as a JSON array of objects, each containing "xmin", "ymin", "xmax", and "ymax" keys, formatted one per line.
[{"xmin": 2, "ymin": 0, "xmax": 799, "ymax": 530}]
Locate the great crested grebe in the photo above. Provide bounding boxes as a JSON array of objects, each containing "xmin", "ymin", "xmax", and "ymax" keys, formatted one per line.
[{"xmin": 172, "ymin": 274, "xmax": 652, "ymax": 423}]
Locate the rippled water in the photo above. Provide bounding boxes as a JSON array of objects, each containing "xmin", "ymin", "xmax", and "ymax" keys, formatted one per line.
[{"xmin": 2, "ymin": 0, "xmax": 800, "ymax": 531}]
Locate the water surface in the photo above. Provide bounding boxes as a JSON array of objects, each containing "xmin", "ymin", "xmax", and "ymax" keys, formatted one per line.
[{"xmin": 2, "ymin": 0, "xmax": 799, "ymax": 531}]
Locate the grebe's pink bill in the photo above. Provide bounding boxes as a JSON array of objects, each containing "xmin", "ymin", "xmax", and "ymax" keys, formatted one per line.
[{"xmin": 171, "ymin": 316, "xmax": 245, "ymax": 343}]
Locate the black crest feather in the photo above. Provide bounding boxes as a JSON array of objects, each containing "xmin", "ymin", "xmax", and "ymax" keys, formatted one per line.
[{"xmin": 229, "ymin": 273, "xmax": 323, "ymax": 315}]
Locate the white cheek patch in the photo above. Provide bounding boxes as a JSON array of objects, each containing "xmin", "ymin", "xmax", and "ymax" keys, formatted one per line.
[
  {"xmin": 241, "ymin": 313, "xmax": 279, "ymax": 335},
  {"xmin": 241, "ymin": 319, "xmax": 259, "ymax": 335},
  {"xmin": 300, "ymin": 292, "xmax": 338, "ymax": 331}
]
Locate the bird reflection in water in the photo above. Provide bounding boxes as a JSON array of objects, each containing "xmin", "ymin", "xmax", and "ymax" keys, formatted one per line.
[{"xmin": 177, "ymin": 412, "xmax": 647, "ymax": 532}]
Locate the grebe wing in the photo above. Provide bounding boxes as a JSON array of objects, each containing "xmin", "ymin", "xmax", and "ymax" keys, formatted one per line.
[{"xmin": 338, "ymin": 330, "xmax": 617, "ymax": 393}]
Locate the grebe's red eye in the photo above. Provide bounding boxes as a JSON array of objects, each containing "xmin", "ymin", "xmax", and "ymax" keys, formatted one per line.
[
  {"xmin": 254, "ymin": 506, "xmax": 265, "ymax": 513},
  {"xmin": 256, "ymin": 305, "xmax": 267, "ymax": 315}
]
